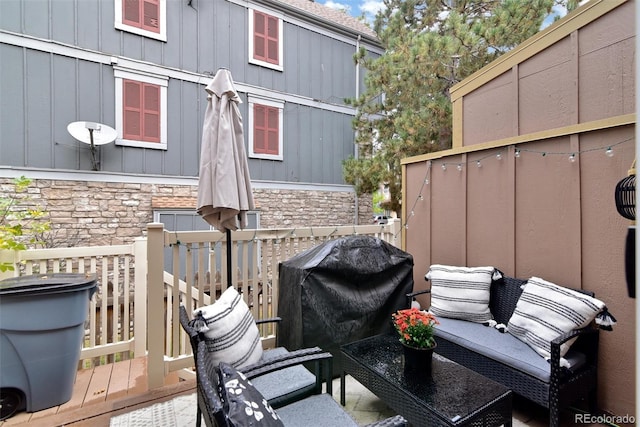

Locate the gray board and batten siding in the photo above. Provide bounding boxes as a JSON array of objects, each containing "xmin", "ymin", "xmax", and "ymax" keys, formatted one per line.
[{"xmin": 0, "ymin": 0, "xmax": 381, "ymax": 186}]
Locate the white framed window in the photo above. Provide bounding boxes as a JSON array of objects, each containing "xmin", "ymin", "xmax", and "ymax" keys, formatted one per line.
[
  {"xmin": 248, "ymin": 8, "xmax": 284, "ymax": 71},
  {"xmin": 114, "ymin": 68, "xmax": 168, "ymax": 150},
  {"xmin": 115, "ymin": 0, "xmax": 167, "ymax": 42},
  {"xmin": 248, "ymin": 96, "xmax": 284, "ymax": 161}
]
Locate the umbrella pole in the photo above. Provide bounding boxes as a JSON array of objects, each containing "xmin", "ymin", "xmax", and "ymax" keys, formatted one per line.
[{"xmin": 226, "ymin": 229, "xmax": 233, "ymax": 288}]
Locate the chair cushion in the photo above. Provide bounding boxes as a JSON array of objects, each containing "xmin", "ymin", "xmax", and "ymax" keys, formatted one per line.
[
  {"xmin": 217, "ymin": 362, "xmax": 285, "ymax": 426},
  {"xmin": 276, "ymin": 394, "xmax": 359, "ymax": 427},
  {"xmin": 194, "ymin": 286, "xmax": 263, "ymax": 368},
  {"xmin": 251, "ymin": 347, "xmax": 317, "ymax": 407},
  {"xmin": 435, "ymin": 317, "xmax": 586, "ymax": 382},
  {"xmin": 426, "ymin": 264, "xmax": 500, "ymax": 323},
  {"xmin": 507, "ymin": 277, "xmax": 605, "ymax": 360}
]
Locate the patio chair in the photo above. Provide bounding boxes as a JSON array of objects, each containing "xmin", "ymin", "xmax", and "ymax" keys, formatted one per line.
[
  {"xmin": 179, "ymin": 303, "xmax": 323, "ymax": 426},
  {"xmin": 195, "ymin": 339, "xmax": 408, "ymax": 427}
]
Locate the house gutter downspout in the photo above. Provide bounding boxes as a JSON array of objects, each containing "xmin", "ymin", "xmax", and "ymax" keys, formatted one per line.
[{"xmin": 354, "ymin": 34, "xmax": 361, "ymax": 225}]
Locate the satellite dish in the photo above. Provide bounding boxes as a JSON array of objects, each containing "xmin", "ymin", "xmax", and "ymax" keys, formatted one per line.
[
  {"xmin": 67, "ymin": 121, "xmax": 117, "ymax": 146},
  {"xmin": 67, "ymin": 121, "xmax": 117, "ymax": 171}
]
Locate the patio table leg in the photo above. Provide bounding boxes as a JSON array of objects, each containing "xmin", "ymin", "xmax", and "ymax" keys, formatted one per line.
[{"xmin": 340, "ymin": 370, "xmax": 346, "ymax": 406}]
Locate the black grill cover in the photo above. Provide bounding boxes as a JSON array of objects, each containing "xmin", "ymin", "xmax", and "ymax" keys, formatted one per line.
[{"xmin": 277, "ymin": 235, "xmax": 414, "ymax": 375}]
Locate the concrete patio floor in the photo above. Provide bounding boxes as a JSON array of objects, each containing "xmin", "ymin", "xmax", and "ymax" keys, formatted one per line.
[
  {"xmin": 106, "ymin": 374, "xmax": 609, "ymax": 426},
  {"xmin": 333, "ymin": 374, "xmax": 606, "ymax": 427}
]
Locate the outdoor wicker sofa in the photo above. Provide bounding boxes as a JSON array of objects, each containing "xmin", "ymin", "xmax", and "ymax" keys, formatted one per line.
[{"xmin": 409, "ymin": 274, "xmax": 602, "ymax": 427}]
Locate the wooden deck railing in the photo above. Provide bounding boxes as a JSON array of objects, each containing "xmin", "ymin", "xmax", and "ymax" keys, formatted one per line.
[
  {"xmin": 0, "ymin": 219, "xmax": 402, "ymax": 389},
  {"xmin": 0, "ymin": 239, "xmax": 148, "ymax": 366}
]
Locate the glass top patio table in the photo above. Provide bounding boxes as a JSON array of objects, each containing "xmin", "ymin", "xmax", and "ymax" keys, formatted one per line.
[{"xmin": 340, "ymin": 333, "xmax": 512, "ymax": 427}]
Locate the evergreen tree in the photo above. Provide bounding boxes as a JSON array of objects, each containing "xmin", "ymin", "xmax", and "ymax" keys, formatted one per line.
[{"xmin": 344, "ymin": 0, "xmax": 580, "ymax": 213}]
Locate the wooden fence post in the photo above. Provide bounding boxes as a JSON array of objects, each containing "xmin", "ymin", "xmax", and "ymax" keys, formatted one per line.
[
  {"xmin": 146, "ymin": 223, "xmax": 165, "ymax": 389},
  {"xmin": 133, "ymin": 236, "xmax": 148, "ymax": 358},
  {"xmin": 0, "ymin": 250, "xmax": 18, "ymax": 280}
]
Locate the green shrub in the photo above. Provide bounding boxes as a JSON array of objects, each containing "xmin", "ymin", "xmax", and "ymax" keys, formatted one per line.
[{"xmin": 0, "ymin": 176, "xmax": 50, "ymax": 272}]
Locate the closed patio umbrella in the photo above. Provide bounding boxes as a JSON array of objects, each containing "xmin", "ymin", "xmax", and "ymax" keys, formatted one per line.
[{"xmin": 197, "ymin": 68, "xmax": 255, "ymax": 287}]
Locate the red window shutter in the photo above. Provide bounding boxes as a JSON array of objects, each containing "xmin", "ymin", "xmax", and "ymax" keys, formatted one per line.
[
  {"xmin": 123, "ymin": 79, "xmax": 161, "ymax": 143},
  {"xmin": 142, "ymin": 0, "xmax": 160, "ymax": 33},
  {"xmin": 142, "ymin": 84, "xmax": 160, "ymax": 142},
  {"xmin": 266, "ymin": 107, "xmax": 279, "ymax": 154},
  {"xmin": 123, "ymin": 0, "xmax": 160, "ymax": 34},
  {"xmin": 266, "ymin": 15, "xmax": 279, "ymax": 64},
  {"xmin": 254, "ymin": 104, "xmax": 267, "ymax": 153},
  {"xmin": 253, "ymin": 104, "xmax": 279, "ymax": 156},
  {"xmin": 123, "ymin": 80, "xmax": 142, "ymax": 140},
  {"xmin": 253, "ymin": 11, "xmax": 278, "ymax": 65},
  {"xmin": 123, "ymin": 0, "xmax": 141, "ymax": 27},
  {"xmin": 253, "ymin": 11, "xmax": 267, "ymax": 62}
]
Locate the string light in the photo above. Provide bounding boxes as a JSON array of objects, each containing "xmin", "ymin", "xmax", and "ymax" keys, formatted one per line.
[
  {"xmin": 399, "ymin": 160, "xmax": 431, "ymax": 239},
  {"xmin": 406, "ymin": 137, "xmax": 633, "ymax": 236}
]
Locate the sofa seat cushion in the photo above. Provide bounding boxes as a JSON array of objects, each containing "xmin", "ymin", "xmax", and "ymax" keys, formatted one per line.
[
  {"xmin": 434, "ymin": 317, "xmax": 585, "ymax": 383},
  {"xmin": 251, "ymin": 347, "xmax": 317, "ymax": 407}
]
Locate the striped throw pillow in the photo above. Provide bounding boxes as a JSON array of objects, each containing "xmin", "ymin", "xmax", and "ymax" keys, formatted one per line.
[
  {"xmin": 507, "ymin": 277, "xmax": 605, "ymax": 360},
  {"xmin": 193, "ymin": 286, "xmax": 263, "ymax": 369},
  {"xmin": 426, "ymin": 264, "xmax": 500, "ymax": 323}
]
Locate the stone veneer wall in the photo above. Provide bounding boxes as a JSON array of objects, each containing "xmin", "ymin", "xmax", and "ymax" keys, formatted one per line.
[{"xmin": 2, "ymin": 178, "xmax": 373, "ymax": 248}]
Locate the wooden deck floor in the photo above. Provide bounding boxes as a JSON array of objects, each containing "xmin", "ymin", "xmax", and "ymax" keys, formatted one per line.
[{"xmin": 1, "ymin": 357, "xmax": 196, "ymax": 427}]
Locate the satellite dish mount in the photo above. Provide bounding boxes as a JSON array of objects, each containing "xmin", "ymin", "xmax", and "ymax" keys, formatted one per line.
[{"xmin": 67, "ymin": 121, "xmax": 117, "ymax": 171}]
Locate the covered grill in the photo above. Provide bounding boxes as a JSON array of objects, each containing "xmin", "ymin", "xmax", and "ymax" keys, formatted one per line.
[{"xmin": 277, "ymin": 235, "xmax": 414, "ymax": 376}]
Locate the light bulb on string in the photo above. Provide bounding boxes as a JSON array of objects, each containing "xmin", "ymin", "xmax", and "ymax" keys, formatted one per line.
[
  {"xmin": 424, "ymin": 178, "xmax": 429, "ymax": 185},
  {"xmin": 514, "ymin": 149, "xmax": 521, "ymax": 158},
  {"xmin": 496, "ymin": 153, "xmax": 502, "ymax": 160},
  {"xmin": 441, "ymin": 164, "xmax": 447, "ymax": 171},
  {"xmin": 476, "ymin": 160, "xmax": 482, "ymax": 168},
  {"xmin": 569, "ymin": 153, "xmax": 576, "ymax": 163},
  {"xmin": 419, "ymin": 195, "xmax": 424, "ymax": 201},
  {"xmin": 410, "ymin": 210, "xmax": 415, "ymax": 217},
  {"xmin": 605, "ymin": 147, "xmax": 614, "ymax": 157},
  {"xmin": 457, "ymin": 164, "xmax": 463, "ymax": 171}
]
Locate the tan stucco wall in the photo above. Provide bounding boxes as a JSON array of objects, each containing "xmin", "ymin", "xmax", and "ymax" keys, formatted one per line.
[{"xmin": 402, "ymin": 0, "xmax": 635, "ymax": 417}]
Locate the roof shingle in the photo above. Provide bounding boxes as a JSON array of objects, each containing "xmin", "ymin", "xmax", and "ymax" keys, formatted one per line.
[{"xmin": 273, "ymin": 0, "xmax": 379, "ymax": 40}]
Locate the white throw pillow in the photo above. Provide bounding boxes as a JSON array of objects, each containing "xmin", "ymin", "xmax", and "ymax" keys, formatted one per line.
[
  {"xmin": 507, "ymin": 277, "xmax": 605, "ymax": 360},
  {"xmin": 426, "ymin": 264, "xmax": 500, "ymax": 324},
  {"xmin": 193, "ymin": 286, "xmax": 263, "ymax": 369}
]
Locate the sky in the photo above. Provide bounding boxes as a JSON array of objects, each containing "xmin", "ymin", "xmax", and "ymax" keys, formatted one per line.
[{"xmin": 320, "ymin": 0, "xmax": 578, "ymax": 29}]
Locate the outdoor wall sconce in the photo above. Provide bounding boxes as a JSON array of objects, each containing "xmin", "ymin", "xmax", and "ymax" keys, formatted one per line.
[{"xmin": 615, "ymin": 159, "xmax": 635, "ymax": 298}]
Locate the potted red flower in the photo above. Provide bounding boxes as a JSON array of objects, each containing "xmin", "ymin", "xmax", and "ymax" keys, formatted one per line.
[{"xmin": 392, "ymin": 308, "xmax": 439, "ymax": 374}]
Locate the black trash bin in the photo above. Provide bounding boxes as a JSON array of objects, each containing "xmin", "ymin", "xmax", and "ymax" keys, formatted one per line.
[
  {"xmin": 0, "ymin": 273, "xmax": 97, "ymax": 420},
  {"xmin": 277, "ymin": 235, "xmax": 414, "ymax": 376}
]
